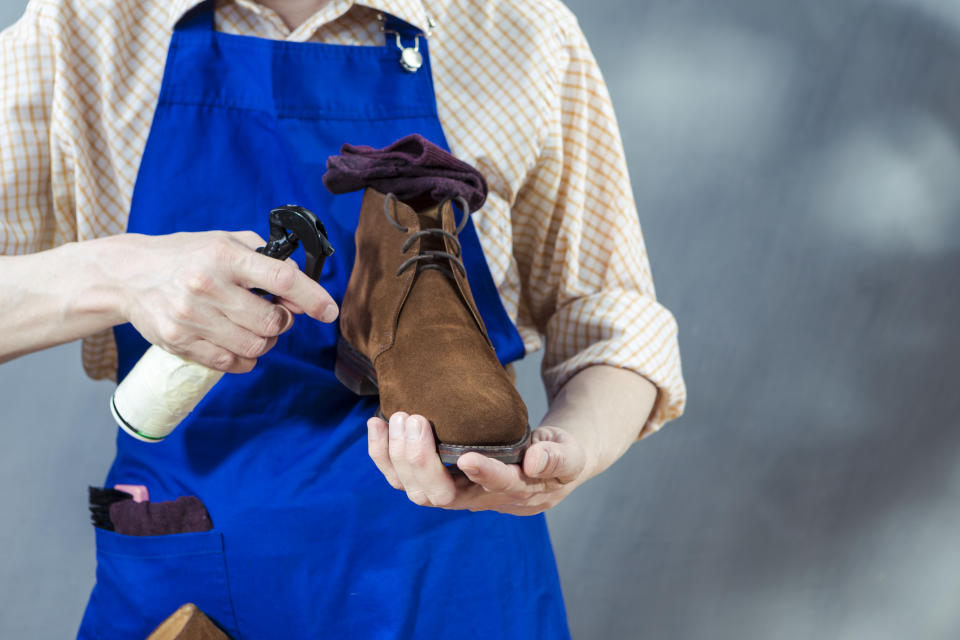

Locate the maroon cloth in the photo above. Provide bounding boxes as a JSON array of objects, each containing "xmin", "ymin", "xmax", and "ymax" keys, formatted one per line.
[
  {"xmin": 322, "ymin": 134, "xmax": 488, "ymax": 212},
  {"xmin": 109, "ymin": 496, "xmax": 213, "ymax": 536}
]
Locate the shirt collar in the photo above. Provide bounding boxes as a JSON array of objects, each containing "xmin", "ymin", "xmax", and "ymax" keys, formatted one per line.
[{"xmin": 167, "ymin": 0, "xmax": 430, "ymax": 34}]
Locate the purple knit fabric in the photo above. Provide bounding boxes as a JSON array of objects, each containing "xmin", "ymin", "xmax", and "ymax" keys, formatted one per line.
[
  {"xmin": 322, "ymin": 134, "xmax": 488, "ymax": 212},
  {"xmin": 109, "ymin": 496, "xmax": 213, "ymax": 536}
]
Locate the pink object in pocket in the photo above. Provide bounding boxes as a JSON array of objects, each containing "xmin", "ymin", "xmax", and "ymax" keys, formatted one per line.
[{"xmin": 113, "ymin": 484, "xmax": 149, "ymax": 503}]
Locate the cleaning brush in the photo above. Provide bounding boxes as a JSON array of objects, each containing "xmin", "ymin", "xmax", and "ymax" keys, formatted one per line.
[{"xmin": 88, "ymin": 486, "xmax": 133, "ymax": 530}]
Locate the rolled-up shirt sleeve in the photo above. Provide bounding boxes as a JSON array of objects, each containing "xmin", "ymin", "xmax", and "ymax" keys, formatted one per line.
[
  {"xmin": 0, "ymin": 1, "xmax": 71, "ymax": 256},
  {"xmin": 511, "ymin": 16, "xmax": 685, "ymax": 437},
  {"xmin": 1, "ymin": 1, "xmax": 118, "ymax": 380}
]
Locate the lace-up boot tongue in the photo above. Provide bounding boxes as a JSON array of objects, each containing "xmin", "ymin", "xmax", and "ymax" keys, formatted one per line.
[
  {"xmin": 415, "ymin": 209, "xmax": 447, "ymax": 265},
  {"xmin": 417, "ymin": 203, "xmax": 441, "ymax": 220}
]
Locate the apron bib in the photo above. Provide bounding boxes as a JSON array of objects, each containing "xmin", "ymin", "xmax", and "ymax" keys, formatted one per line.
[{"xmin": 77, "ymin": 3, "xmax": 568, "ymax": 639}]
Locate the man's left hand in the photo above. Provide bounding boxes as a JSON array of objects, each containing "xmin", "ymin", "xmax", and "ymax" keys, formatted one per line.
[{"xmin": 367, "ymin": 412, "xmax": 592, "ymax": 516}]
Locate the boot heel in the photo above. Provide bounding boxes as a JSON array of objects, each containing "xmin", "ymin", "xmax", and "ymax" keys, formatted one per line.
[{"xmin": 335, "ymin": 337, "xmax": 380, "ymax": 396}]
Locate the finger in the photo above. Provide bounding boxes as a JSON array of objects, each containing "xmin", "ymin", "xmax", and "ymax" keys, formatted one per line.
[
  {"xmin": 228, "ymin": 230, "xmax": 267, "ymax": 251},
  {"xmin": 274, "ymin": 259, "xmax": 311, "ymax": 315},
  {"xmin": 218, "ymin": 232, "xmax": 335, "ymax": 321},
  {"xmin": 173, "ymin": 338, "xmax": 257, "ymax": 374},
  {"xmin": 222, "ymin": 235, "xmax": 308, "ymax": 319},
  {"xmin": 448, "ymin": 477, "xmax": 524, "ymax": 511},
  {"xmin": 276, "ymin": 298, "xmax": 306, "ymax": 315},
  {"xmin": 367, "ymin": 416, "xmax": 402, "ymax": 490},
  {"xmin": 530, "ymin": 425, "xmax": 574, "ymax": 445},
  {"xmin": 387, "ymin": 412, "xmax": 429, "ymax": 505},
  {"xmin": 444, "ymin": 467, "xmax": 559, "ymax": 513},
  {"xmin": 233, "ymin": 251, "xmax": 339, "ymax": 323},
  {"xmin": 491, "ymin": 503, "xmax": 551, "ymax": 517},
  {"xmin": 223, "ymin": 235, "xmax": 304, "ymax": 288},
  {"xmin": 457, "ymin": 453, "xmax": 521, "ymax": 494},
  {"xmin": 216, "ymin": 287, "xmax": 295, "ymax": 338},
  {"xmin": 522, "ymin": 438, "xmax": 585, "ymax": 484},
  {"xmin": 162, "ymin": 285, "xmax": 280, "ymax": 361},
  {"xmin": 200, "ymin": 313, "xmax": 279, "ymax": 361},
  {"xmin": 401, "ymin": 415, "xmax": 457, "ymax": 507}
]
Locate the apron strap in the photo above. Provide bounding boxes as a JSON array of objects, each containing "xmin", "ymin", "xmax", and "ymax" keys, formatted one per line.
[
  {"xmin": 174, "ymin": 3, "xmax": 421, "ymax": 53},
  {"xmin": 382, "ymin": 15, "xmax": 421, "ymax": 39},
  {"xmin": 175, "ymin": 0, "xmax": 215, "ymax": 32}
]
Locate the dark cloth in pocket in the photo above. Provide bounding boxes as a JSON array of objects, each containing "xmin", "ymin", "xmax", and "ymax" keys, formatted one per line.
[{"xmin": 110, "ymin": 496, "xmax": 213, "ymax": 536}]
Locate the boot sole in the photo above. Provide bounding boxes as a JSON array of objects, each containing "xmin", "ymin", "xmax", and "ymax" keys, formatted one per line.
[
  {"xmin": 335, "ymin": 335, "xmax": 380, "ymax": 396},
  {"xmin": 435, "ymin": 427, "xmax": 532, "ymax": 466},
  {"xmin": 336, "ymin": 337, "xmax": 531, "ymax": 465}
]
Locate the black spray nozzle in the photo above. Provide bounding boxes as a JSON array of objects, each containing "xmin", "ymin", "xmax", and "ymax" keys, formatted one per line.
[{"xmin": 256, "ymin": 205, "xmax": 334, "ymax": 282}]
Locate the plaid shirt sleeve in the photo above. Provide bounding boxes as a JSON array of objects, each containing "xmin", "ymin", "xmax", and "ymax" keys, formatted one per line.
[
  {"xmin": 0, "ymin": 3, "xmax": 60, "ymax": 256},
  {"xmin": 510, "ymin": 17, "xmax": 685, "ymax": 436}
]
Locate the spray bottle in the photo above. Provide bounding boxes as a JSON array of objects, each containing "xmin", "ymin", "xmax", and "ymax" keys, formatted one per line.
[{"xmin": 110, "ymin": 205, "xmax": 334, "ymax": 442}]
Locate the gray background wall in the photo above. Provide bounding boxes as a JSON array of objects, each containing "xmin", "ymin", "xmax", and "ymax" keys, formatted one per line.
[{"xmin": 3, "ymin": 0, "xmax": 960, "ymax": 638}]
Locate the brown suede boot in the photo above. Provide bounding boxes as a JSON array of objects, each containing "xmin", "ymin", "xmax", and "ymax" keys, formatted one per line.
[
  {"xmin": 336, "ymin": 188, "xmax": 530, "ymax": 464},
  {"xmin": 145, "ymin": 604, "xmax": 229, "ymax": 640}
]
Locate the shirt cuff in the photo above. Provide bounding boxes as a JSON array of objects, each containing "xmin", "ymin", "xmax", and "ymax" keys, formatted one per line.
[{"xmin": 541, "ymin": 289, "xmax": 686, "ymax": 437}]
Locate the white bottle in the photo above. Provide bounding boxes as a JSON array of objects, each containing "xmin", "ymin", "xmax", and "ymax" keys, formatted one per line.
[
  {"xmin": 108, "ymin": 204, "xmax": 332, "ymax": 443},
  {"xmin": 110, "ymin": 346, "xmax": 225, "ymax": 442}
]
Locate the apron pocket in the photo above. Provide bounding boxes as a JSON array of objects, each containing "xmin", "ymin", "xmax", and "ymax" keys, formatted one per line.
[{"xmin": 90, "ymin": 527, "xmax": 239, "ymax": 639}]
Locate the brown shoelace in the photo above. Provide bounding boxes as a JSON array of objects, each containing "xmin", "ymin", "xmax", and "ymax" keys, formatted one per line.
[{"xmin": 384, "ymin": 192, "xmax": 468, "ymax": 278}]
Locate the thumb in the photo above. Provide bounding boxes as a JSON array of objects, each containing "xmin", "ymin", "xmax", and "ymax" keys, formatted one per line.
[{"xmin": 522, "ymin": 433, "xmax": 585, "ymax": 484}]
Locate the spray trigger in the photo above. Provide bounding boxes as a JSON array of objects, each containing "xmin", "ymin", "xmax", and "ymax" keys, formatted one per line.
[{"xmin": 255, "ymin": 205, "xmax": 335, "ymax": 283}]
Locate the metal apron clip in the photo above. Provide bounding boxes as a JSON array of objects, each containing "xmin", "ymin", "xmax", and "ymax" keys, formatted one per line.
[
  {"xmin": 378, "ymin": 12, "xmax": 433, "ymax": 73},
  {"xmin": 389, "ymin": 31, "xmax": 423, "ymax": 73}
]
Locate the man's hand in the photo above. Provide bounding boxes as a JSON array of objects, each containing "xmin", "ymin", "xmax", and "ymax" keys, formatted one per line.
[
  {"xmin": 367, "ymin": 411, "xmax": 592, "ymax": 516},
  {"xmin": 365, "ymin": 366, "xmax": 660, "ymax": 514},
  {"xmin": 116, "ymin": 231, "xmax": 338, "ymax": 373}
]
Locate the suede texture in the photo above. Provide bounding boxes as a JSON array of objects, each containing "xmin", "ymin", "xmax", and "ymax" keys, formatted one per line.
[
  {"xmin": 339, "ymin": 188, "xmax": 528, "ymax": 446},
  {"xmin": 145, "ymin": 604, "xmax": 229, "ymax": 640},
  {"xmin": 339, "ymin": 189, "xmax": 419, "ymax": 359}
]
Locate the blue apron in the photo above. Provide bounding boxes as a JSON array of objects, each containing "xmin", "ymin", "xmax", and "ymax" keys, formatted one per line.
[{"xmin": 77, "ymin": 3, "xmax": 568, "ymax": 639}]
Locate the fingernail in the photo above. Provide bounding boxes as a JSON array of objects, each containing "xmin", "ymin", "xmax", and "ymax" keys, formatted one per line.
[
  {"xmin": 535, "ymin": 452, "xmax": 549, "ymax": 475},
  {"xmin": 321, "ymin": 304, "xmax": 339, "ymax": 323},
  {"xmin": 367, "ymin": 420, "xmax": 380, "ymax": 441},
  {"xmin": 461, "ymin": 465, "xmax": 479, "ymax": 476},
  {"xmin": 389, "ymin": 415, "xmax": 403, "ymax": 439},
  {"xmin": 279, "ymin": 308, "xmax": 294, "ymax": 333},
  {"xmin": 405, "ymin": 416, "xmax": 422, "ymax": 440}
]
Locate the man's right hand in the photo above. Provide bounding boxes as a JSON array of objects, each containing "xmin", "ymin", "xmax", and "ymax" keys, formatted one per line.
[{"xmin": 114, "ymin": 230, "xmax": 338, "ymax": 373}]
